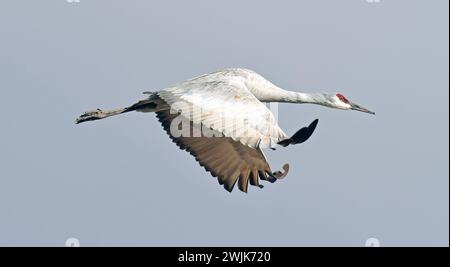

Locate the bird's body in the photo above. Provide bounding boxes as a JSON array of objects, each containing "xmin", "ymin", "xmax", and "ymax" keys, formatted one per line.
[
  {"xmin": 157, "ymin": 68, "xmax": 289, "ymax": 149},
  {"xmin": 76, "ymin": 68, "xmax": 374, "ymax": 193}
]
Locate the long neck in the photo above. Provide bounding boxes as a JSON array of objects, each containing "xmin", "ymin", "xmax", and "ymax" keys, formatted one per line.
[
  {"xmin": 272, "ymin": 90, "xmax": 328, "ymax": 104},
  {"xmin": 252, "ymin": 85, "xmax": 329, "ymax": 105},
  {"xmin": 243, "ymin": 72, "xmax": 330, "ymax": 105}
]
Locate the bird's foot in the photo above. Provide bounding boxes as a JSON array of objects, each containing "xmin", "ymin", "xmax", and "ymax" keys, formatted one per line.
[{"xmin": 76, "ymin": 109, "xmax": 107, "ymax": 124}]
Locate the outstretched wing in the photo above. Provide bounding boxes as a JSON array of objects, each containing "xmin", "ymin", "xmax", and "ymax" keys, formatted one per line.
[
  {"xmin": 156, "ymin": 110, "xmax": 289, "ymax": 192},
  {"xmin": 157, "ymin": 76, "xmax": 288, "ymax": 149}
]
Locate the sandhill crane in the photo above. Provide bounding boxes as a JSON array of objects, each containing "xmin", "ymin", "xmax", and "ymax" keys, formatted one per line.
[{"xmin": 76, "ymin": 68, "xmax": 374, "ymax": 193}]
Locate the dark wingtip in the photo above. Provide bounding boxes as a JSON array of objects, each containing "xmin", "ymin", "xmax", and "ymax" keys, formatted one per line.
[
  {"xmin": 277, "ymin": 139, "xmax": 292, "ymax": 147},
  {"xmin": 278, "ymin": 119, "xmax": 319, "ymax": 147},
  {"xmin": 309, "ymin": 119, "xmax": 319, "ymax": 134}
]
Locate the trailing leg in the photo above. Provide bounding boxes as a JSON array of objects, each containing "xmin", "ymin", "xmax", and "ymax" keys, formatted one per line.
[{"xmin": 76, "ymin": 92, "xmax": 166, "ymax": 124}]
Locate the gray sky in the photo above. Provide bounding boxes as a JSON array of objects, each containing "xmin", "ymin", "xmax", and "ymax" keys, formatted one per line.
[{"xmin": 0, "ymin": 0, "xmax": 448, "ymax": 246}]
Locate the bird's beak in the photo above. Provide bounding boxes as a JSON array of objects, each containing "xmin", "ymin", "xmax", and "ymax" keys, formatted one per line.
[{"xmin": 350, "ymin": 102, "xmax": 375, "ymax": 115}]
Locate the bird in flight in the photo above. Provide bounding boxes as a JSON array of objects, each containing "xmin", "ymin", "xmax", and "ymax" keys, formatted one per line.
[{"xmin": 76, "ymin": 68, "xmax": 374, "ymax": 193}]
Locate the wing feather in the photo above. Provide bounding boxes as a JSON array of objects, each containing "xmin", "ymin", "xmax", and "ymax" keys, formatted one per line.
[
  {"xmin": 157, "ymin": 76, "xmax": 287, "ymax": 149},
  {"xmin": 156, "ymin": 109, "xmax": 282, "ymax": 192}
]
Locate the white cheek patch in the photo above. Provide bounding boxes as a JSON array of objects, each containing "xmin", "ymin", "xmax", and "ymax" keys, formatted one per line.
[
  {"xmin": 332, "ymin": 96, "xmax": 351, "ymax": 110},
  {"xmin": 340, "ymin": 102, "xmax": 352, "ymax": 109}
]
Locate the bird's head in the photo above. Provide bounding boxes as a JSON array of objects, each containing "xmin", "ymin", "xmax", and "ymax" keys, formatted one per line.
[{"xmin": 324, "ymin": 93, "xmax": 375, "ymax": 115}]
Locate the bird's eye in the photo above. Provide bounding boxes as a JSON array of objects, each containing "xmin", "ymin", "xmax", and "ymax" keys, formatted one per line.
[{"xmin": 336, "ymin": 93, "xmax": 349, "ymax": 104}]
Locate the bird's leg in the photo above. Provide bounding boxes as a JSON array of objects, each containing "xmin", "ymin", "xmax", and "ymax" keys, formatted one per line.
[
  {"xmin": 76, "ymin": 95, "xmax": 163, "ymax": 125},
  {"xmin": 76, "ymin": 108, "xmax": 127, "ymax": 124}
]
